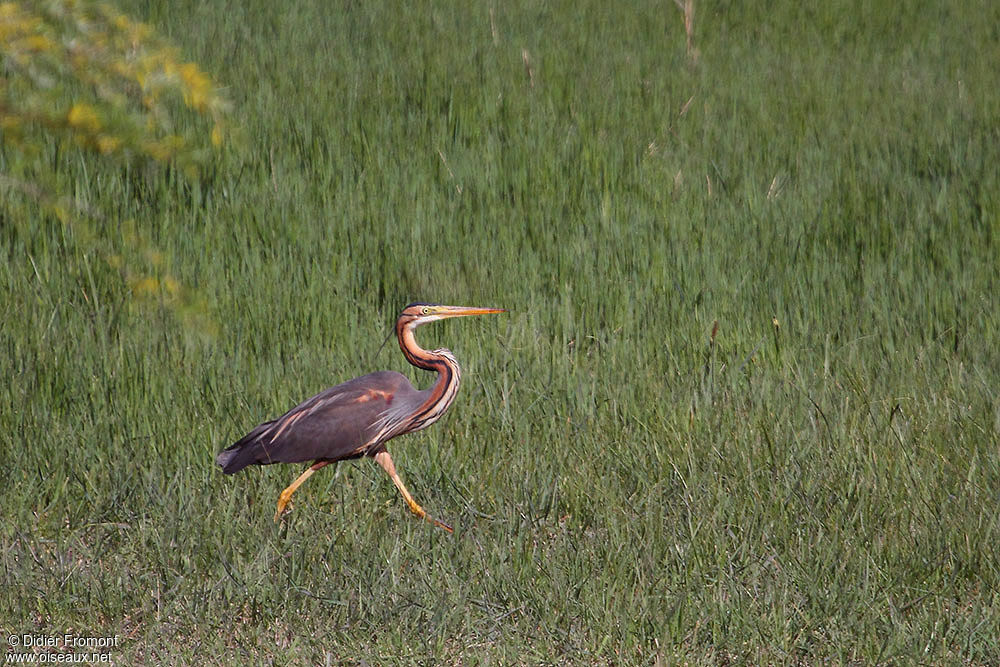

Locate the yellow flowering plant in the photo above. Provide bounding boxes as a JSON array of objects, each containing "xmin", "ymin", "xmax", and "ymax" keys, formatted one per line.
[
  {"xmin": 1, "ymin": 0, "xmax": 230, "ymax": 333},
  {"xmin": 1, "ymin": 0, "xmax": 228, "ymax": 173}
]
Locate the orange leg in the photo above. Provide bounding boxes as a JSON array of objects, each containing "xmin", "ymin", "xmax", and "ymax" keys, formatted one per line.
[
  {"xmin": 274, "ymin": 461, "xmax": 330, "ymax": 521},
  {"xmin": 374, "ymin": 451, "xmax": 453, "ymax": 533}
]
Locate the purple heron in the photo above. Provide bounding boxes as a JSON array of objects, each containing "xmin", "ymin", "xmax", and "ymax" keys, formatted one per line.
[{"xmin": 216, "ymin": 303, "xmax": 505, "ymax": 532}]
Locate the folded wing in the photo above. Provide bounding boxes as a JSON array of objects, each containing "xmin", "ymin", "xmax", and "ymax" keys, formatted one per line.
[{"xmin": 216, "ymin": 371, "xmax": 421, "ymax": 474}]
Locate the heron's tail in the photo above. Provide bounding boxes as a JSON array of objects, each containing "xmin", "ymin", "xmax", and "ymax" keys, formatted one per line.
[
  {"xmin": 215, "ymin": 421, "xmax": 274, "ymax": 474},
  {"xmin": 215, "ymin": 446, "xmax": 249, "ymax": 474}
]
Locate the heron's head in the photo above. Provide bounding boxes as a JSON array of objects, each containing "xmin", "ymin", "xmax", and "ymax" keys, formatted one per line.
[{"xmin": 398, "ymin": 303, "xmax": 506, "ymax": 328}]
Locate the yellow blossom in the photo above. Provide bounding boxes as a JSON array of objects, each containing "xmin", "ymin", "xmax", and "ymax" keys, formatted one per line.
[
  {"xmin": 67, "ymin": 103, "xmax": 101, "ymax": 132},
  {"xmin": 162, "ymin": 275, "xmax": 180, "ymax": 297},
  {"xmin": 179, "ymin": 62, "xmax": 211, "ymax": 111},
  {"xmin": 144, "ymin": 138, "xmax": 173, "ymax": 161},
  {"xmin": 131, "ymin": 276, "xmax": 160, "ymax": 297},
  {"xmin": 96, "ymin": 134, "xmax": 121, "ymax": 153},
  {"xmin": 23, "ymin": 34, "xmax": 54, "ymax": 51}
]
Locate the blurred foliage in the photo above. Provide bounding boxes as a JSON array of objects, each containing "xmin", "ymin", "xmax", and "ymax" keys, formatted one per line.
[
  {"xmin": 1, "ymin": 0, "xmax": 229, "ymax": 330},
  {"xmin": 1, "ymin": 0, "xmax": 228, "ymax": 175}
]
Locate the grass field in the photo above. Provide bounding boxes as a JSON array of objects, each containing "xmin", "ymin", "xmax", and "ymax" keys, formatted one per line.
[{"xmin": 3, "ymin": 0, "xmax": 999, "ymax": 662}]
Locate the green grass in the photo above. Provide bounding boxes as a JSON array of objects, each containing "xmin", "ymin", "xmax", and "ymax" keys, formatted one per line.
[{"xmin": 3, "ymin": 0, "xmax": 999, "ymax": 662}]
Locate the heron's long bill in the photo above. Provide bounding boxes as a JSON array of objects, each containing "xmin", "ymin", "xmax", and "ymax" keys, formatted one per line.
[{"xmin": 433, "ymin": 305, "xmax": 506, "ymax": 318}]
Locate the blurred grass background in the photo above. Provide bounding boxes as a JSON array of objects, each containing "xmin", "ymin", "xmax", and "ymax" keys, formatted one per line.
[{"xmin": 2, "ymin": 0, "xmax": 998, "ymax": 662}]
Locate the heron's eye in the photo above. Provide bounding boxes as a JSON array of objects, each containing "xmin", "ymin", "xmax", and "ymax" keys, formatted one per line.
[{"xmin": 422, "ymin": 306, "xmax": 431, "ymax": 315}]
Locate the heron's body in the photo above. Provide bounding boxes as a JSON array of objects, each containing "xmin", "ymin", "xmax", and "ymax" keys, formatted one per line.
[
  {"xmin": 217, "ymin": 368, "xmax": 454, "ymax": 472},
  {"xmin": 216, "ymin": 303, "xmax": 502, "ymax": 531}
]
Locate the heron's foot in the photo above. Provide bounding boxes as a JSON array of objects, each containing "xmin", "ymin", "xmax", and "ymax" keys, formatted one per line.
[
  {"xmin": 430, "ymin": 516, "xmax": 454, "ymax": 534},
  {"xmin": 274, "ymin": 489, "xmax": 294, "ymax": 522},
  {"xmin": 273, "ymin": 462, "xmax": 328, "ymax": 522},
  {"xmin": 405, "ymin": 497, "xmax": 453, "ymax": 533},
  {"xmin": 374, "ymin": 450, "xmax": 453, "ymax": 534}
]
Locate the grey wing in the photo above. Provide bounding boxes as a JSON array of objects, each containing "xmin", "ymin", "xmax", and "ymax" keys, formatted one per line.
[{"xmin": 216, "ymin": 371, "xmax": 420, "ymax": 473}]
